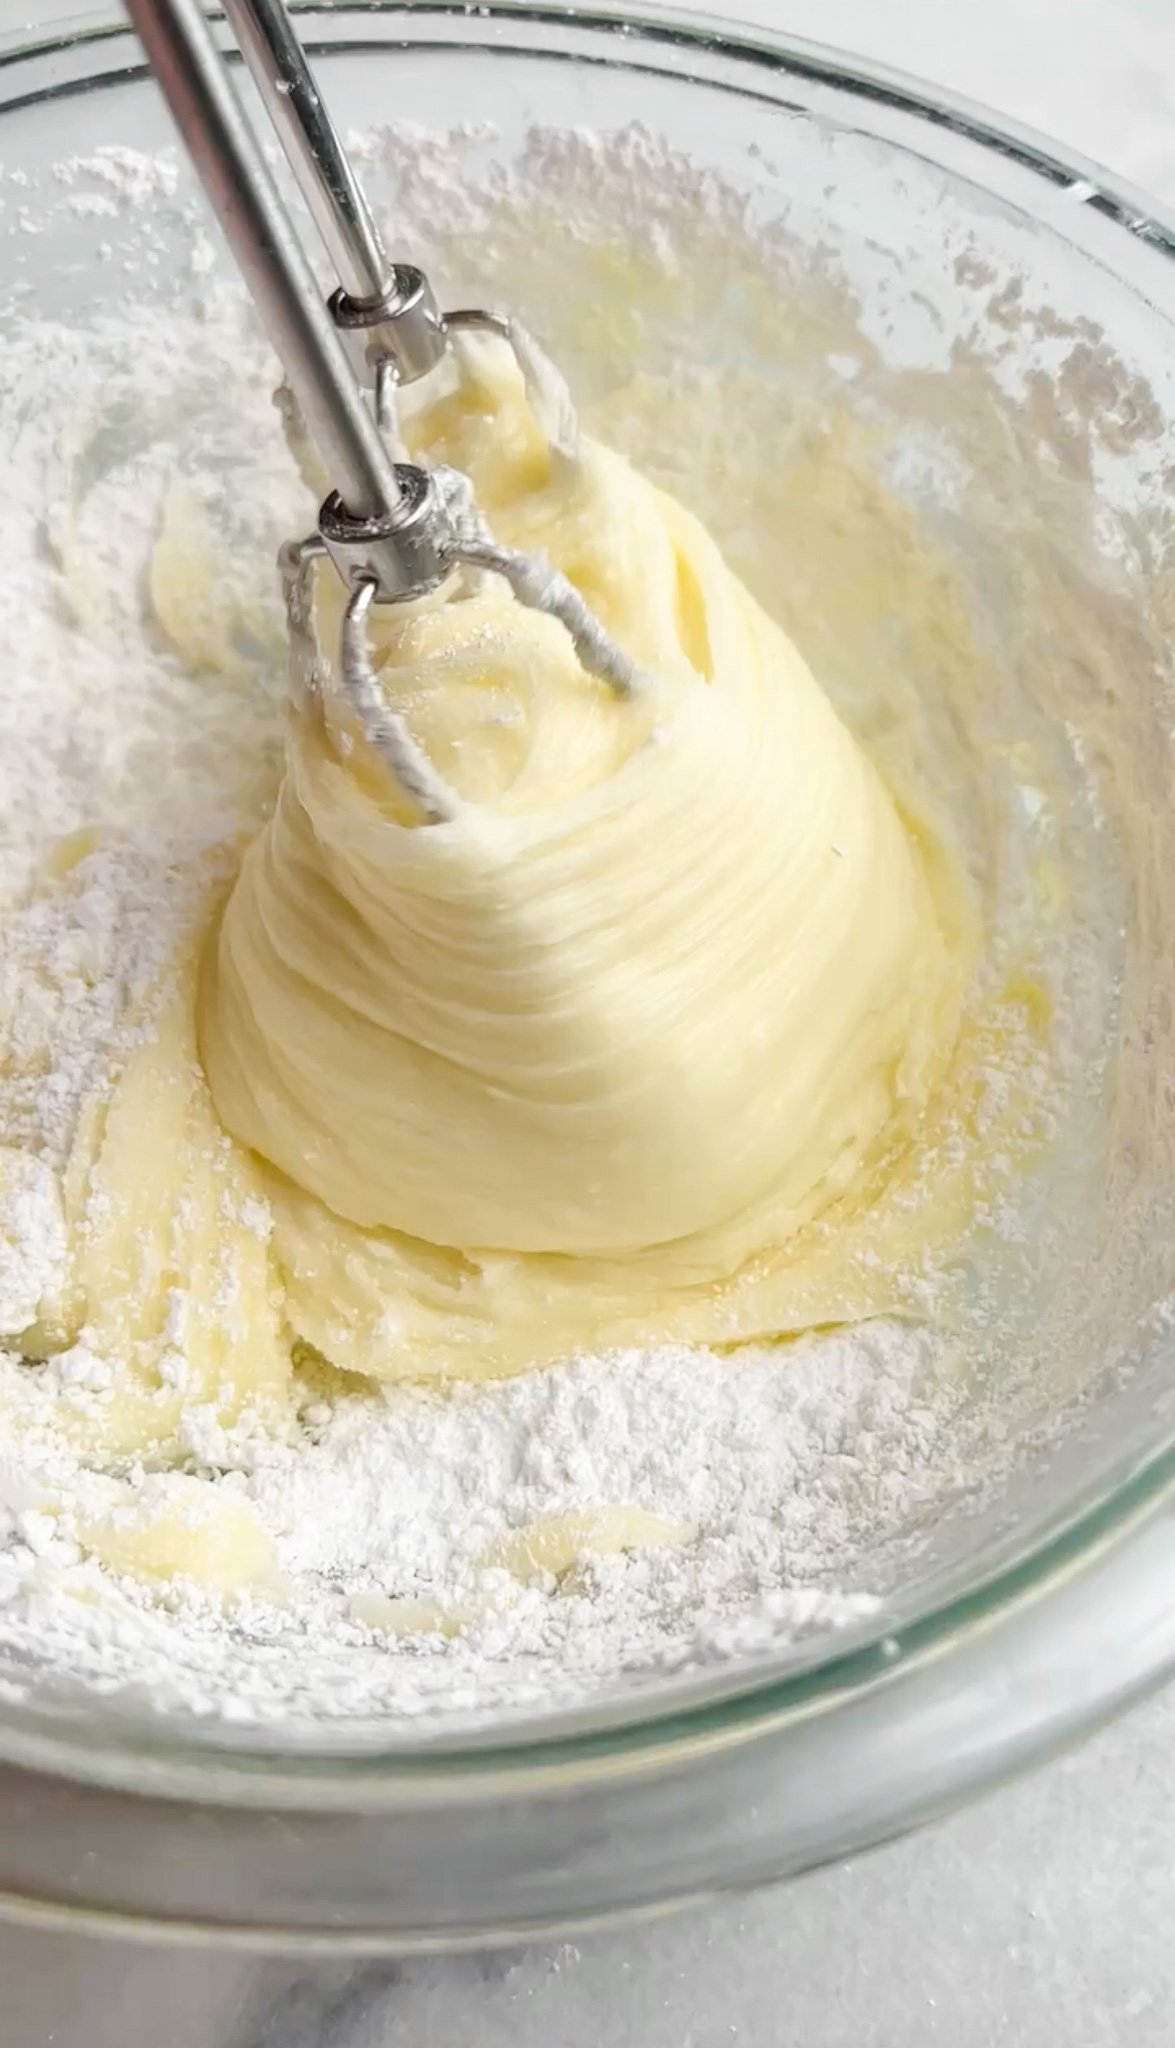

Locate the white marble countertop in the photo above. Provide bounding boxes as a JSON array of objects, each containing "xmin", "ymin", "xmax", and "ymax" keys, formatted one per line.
[
  {"xmin": 7, "ymin": 1684, "xmax": 1175, "ymax": 2045},
  {"xmin": 4, "ymin": 0, "xmax": 1175, "ymax": 2041}
]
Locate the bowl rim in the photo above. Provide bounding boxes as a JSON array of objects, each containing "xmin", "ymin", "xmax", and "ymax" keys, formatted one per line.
[{"xmin": 0, "ymin": 0, "xmax": 1173, "ymax": 1809}]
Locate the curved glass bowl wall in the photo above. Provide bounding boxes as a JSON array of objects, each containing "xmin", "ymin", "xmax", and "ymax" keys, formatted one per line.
[{"xmin": 0, "ymin": 0, "xmax": 1173, "ymax": 1949}]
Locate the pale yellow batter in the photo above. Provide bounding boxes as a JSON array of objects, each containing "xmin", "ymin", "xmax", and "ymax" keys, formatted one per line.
[{"xmin": 195, "ymin": 335, "xmax": 966, "ymax": 1381}]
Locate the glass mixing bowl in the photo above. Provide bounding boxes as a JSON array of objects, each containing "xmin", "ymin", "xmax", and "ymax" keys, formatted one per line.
[{"xmin": 1, "ymin": 0, "xmax": 1175, "ymax": 1951}]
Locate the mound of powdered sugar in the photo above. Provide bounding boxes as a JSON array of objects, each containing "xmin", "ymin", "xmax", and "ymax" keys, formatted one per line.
[{"xmin": 0, "ymin": 1318, "xmax": 956, "ymax": 1727}]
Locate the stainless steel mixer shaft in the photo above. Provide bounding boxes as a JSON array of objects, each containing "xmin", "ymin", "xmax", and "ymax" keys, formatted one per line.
[
  {"xmin": 220, "ymin": 0, "xmax": 389, "ymax": 305},
  {"xmin": 219, "ymin": 0, "xmax": 448, "ymax": 386},
  {"xmin": 124, "ymin": 0, "xmax": 403, "ymax": 524}
]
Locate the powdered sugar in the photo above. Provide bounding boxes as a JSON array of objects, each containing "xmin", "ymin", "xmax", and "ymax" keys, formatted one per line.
[
  {"xmin": 52, "ymin": 145, "xmax": 181, "ymax": 205},
  {"xmin": 256, "ymin": 1325, "xmax": 955, "ymax": 1605},
  {"xmin": 0, "ymin": 1153, "xmax": 66, "ymax": 1338},
  {"xmin": 0, "ymin": 839, "xmax": 219, "ymax": 1162},
  {"xmin": 0, "ymin": 1319, "xmax": 952, "ymax": 1727}
]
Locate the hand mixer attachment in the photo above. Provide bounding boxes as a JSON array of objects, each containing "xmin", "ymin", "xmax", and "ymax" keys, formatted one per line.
[{"xmin": 123, "ymin": 0, "xmax": 643, "ymax": 817}]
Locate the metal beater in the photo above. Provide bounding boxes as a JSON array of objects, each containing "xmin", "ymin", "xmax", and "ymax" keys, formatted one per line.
[{"xmin": 123, "ymin": 0, "xmax": 642, "ymax": 819}]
